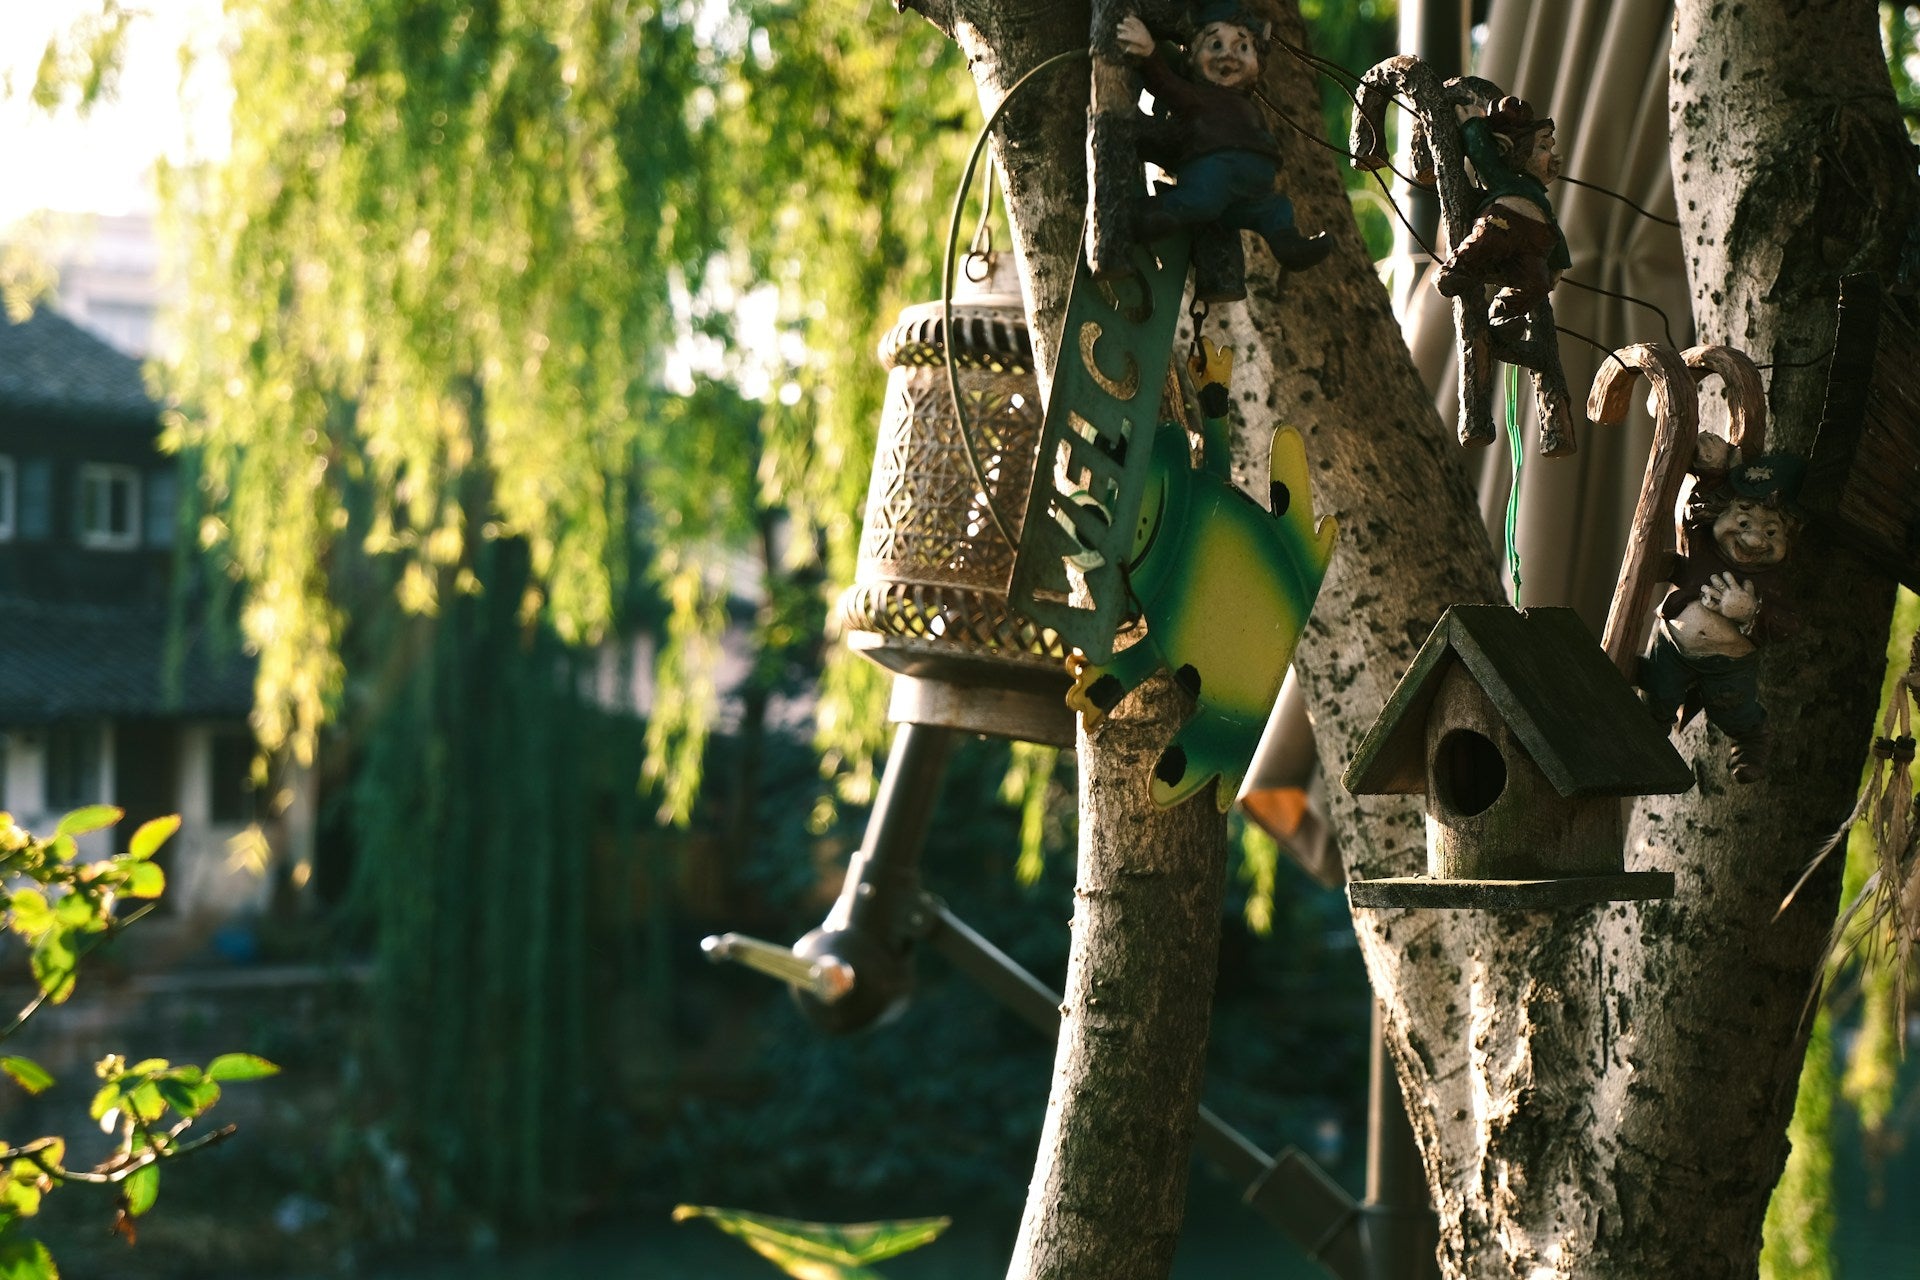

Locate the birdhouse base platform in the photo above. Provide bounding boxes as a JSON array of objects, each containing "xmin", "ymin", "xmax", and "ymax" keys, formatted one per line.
[{"xmin": 1348, "ymin": 871, "xmax": 1675, "ymax": 911}]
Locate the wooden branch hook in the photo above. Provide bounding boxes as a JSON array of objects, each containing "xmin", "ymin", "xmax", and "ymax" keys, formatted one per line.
[
  {"xmin": 1592, "ymin": 343, "xmax": 1769, "ymax": 679},
  {"xmin": 1589, "ymin": 343, "xmax": 1701, "ymax": 677},
  {"xmin": 1681, "ymin": 343, "xmax": 1767, "ymax": 461}
]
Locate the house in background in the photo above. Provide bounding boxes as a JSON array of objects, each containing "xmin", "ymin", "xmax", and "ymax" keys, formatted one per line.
[{"xmin": 0, "ymin": 303, "xmax": 281, "ymax": 922}]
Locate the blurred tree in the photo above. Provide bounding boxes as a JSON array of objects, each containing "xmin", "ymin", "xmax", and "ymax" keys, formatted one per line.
[{"xmin": 141, "ymin": 0, "xmax": 976, "ymax": 1226}]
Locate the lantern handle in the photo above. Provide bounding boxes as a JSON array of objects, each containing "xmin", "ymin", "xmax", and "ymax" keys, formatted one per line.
[
  {"xmin": 1589, "ymin": 342, "xmax": 1701, "ymax": 678},
  {"xmin": 942, "ymin": 48, "xmax": 1093, "ymax": 551}
]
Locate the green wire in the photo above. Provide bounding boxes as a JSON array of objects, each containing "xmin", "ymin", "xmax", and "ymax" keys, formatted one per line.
[{"xmin": 1503, "ymin": 363, "xmax": 1524, "ymax": 607}]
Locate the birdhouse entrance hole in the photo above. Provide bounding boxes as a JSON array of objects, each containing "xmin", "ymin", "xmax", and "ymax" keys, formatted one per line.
[{"xmin": 1435, "ymin": 728, "xmax": 1505, "ymax": 817}]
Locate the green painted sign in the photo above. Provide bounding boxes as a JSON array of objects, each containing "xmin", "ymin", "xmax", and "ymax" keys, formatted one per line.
[{"xmin": 1008, "ymin": 232, "xmax": 1191, "ymax": 663}]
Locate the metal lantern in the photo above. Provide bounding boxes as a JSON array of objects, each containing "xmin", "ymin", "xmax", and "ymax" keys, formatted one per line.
[{"xmin": 838, "ymin": 250, "xmax": 1073, "ymax": 745}]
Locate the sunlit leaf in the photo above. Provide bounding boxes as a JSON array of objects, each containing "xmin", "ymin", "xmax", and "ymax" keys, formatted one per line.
[
  {"xmin": 88, "ymin": 1084, "xmax": 121, "ymax": 1123},
  {"xmin": 29, "ymin": 936, "xmax": 77, "ymax": 1004},
  {"xmin": 7, "ymin": 892, "xmax": 52, "ymax": 940},
  {"xmin": 672, "ymin": 1205, "xmax": 949, "ymax": 1272},
  {"xmin": 0, "ymin": 1172, "xmax": 41, "ymax": 1221},
  {"xmin": 159, "ymin": 1077, "xmax": 220, "ymax": 1118},
  {"xmin": 52, "ymin": 807, "xmax": 120, "ymax": 840},
  {"xmin": 127, "ymin": 1083, "xmax": 166, "ymax": 1124},
  {"xmin": 0, "ymin": 1059, "xmax": 54, "ymax": 1097},
  {"xmin": 127, "ymin": 816, "xmax": 180, "ymax": 861},
  {"xmin": 121, "ymin": 864, "xmax": 165, "ymax": 900},
  {"xmin": 204, "ymin": 1053, "xmax": 279, "ymax": 1083},
  {"xmin": 0, "ymin": 1232, "xmax": 57, "ymax": 1280},
  {"xmin": 123, "ymin": 1164, "xmax": 158, "ymax": 1218}
]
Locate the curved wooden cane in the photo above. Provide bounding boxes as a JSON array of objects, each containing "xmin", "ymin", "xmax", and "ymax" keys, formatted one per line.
[
  {"xmin": 1592, "ymin": 343, "xmax": 1771, "ymax": 679},
  {"xmin": 1681, "ymin": 343, "xmax": 1768, "ymax": 462},
  {"xmin": 1589, "ymin": 343, "xmax": 1701, "ymax": 677}
]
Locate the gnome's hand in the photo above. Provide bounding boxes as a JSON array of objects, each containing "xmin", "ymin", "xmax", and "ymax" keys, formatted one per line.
[
  {"xmin": 1693, "ymin": 432, "xmax": 1733, "ymax": 473},
  {"xmin": 1701, "ymin": 573, "xmax": 1759, "ymax": 627}
]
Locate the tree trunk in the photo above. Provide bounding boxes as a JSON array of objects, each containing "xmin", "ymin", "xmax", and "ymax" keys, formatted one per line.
[
  {"xmin": 902, "ymin": 7, "xmax": 1242, "ymax": 1277},
  {"xmin": 1008, "ymin": 675, "xmax": 1229, "ymax": 1279},
  {"xmin": 900, "ymin": 2, "xmax": 1916, "ymax": 1277}
]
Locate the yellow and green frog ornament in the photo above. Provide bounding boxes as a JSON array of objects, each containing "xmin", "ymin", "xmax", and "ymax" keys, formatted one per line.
[{"xmin": 1067, "ymin": 339, "xmax": 1337, "ymax": 808}]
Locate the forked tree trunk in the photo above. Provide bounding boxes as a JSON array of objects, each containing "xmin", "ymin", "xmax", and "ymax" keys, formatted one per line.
[{"xmin": 899, "ymin": 2, "xmax": 1914, "ymax": 1278}]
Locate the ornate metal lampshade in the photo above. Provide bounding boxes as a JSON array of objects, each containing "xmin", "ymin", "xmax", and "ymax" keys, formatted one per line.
[{"xmin": 837, "ymin": 251, "xmax": 1072, "ymax": 734}]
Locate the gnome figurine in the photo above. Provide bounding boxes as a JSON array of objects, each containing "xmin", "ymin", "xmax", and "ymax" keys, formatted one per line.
[{"xmin": 1112, "ymin": 3, "xmax": 1331, "ymax": 274}]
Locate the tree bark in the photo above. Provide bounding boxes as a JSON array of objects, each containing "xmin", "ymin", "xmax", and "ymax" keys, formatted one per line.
[
  {"xmin": 901, "ymin": 2, "xmax": 1917, "ymax": 1278},
  {"xmin": 908, "ymin": 7, "xmax": 1242, "ymax": 1277},
  {"xmin": 904, "ymin": 1, "xmax": 1494, "ymax": 1277},
  {"xmin": 1008, "ymin": 674, "xmax": 1229, "ymax": 1279}
]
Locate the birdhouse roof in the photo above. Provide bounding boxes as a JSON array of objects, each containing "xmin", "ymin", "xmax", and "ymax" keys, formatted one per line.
[{"xmin": 1342, "ymin": 605, "xmax": 1694, "ymax": 799}]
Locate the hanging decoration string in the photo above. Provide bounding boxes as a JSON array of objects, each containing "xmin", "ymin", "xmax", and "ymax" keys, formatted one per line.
[
  {"xmin": 1559, "ymin": 276, "xmax": 1679, "ymax": 351},
  {"xmin": 1503, "ymin": 362, "xmax": 1525, "ymax": 605},
  {"xmin": 941, "ymin": 47, "xmax": 1091, "ymax": 551},
  {"xmin": 1256, "ymin": 41, "xmax": 1705, "ymax": 352},
  {"xmin": 1556, "ymin": 174, "xmax": 1681, "ymax": 227}
]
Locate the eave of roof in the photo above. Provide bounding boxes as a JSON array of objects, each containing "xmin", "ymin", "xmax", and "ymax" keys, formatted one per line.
[
  {"xmin": 0, "ymin": 598, "xmax": 253, "ymax": 723},
  {"xmin": 0, "ymin": 306, "xmax": 156, "ymax": 426},
  {"xmin": 1343, "ymin": 605, "xmax": 1695, "ymax": 799}
]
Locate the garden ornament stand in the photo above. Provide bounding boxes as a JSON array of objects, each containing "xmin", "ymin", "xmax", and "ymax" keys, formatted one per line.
[
  {"xmin": 703, "ymin": 293, "xmax": 1413, "ymax": 1280},
  {"xmin": 702, "ymin": 123, "xmax": 1416, "ymax": 1274},
  {"xmin": 1590, "ymin": 343, "xmax": 1797, "ymax": 785},
  {"xmin": 1350, "ymin": 57, "xmax": 1579, "ymax": 456}
]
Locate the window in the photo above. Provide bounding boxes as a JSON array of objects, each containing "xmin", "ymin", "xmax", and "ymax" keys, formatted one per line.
[
  {"xmin": 0, "ymin": 456, "xmax": 14, "ymax": 540},
  {"xmin": 45, "ymin": 723, "xmax": 103, "ymax": 810},
  {"xmin": 144, "ymin": 471, "xmax": 176, "ymax": 548},
  {"xmin": 208, "ymin": 730, "xmax": 257, "ymax": 824},
  {"xmin": 18, "ymin": 460, "xmax": 50, "ymax": 540},
  {"xmin": 77, "ymin": 464, "xmax": 141, "ymax": 550}
]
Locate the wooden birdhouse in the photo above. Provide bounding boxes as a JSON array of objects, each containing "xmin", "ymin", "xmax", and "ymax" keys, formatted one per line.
[
  {"xmin": 1343, "ymin": 606, "xmax": 1692, "ymax": 910},
  {"xmin": 1806, "ymin": 273, "xmax": 1920, "ymax": 592}
]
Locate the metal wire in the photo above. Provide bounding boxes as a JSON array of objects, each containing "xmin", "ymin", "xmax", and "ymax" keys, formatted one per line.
[{"xmin": 941, "ymin": 47, "xmax": 1092, "ymax": 550}]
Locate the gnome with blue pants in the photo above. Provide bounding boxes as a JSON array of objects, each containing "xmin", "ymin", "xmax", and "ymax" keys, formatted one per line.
[{"xmin": 1114, "ymin": 4, "xmax": 1331, "ymax": 273}]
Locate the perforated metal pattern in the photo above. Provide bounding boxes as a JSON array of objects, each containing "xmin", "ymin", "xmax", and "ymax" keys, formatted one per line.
[{"xmin": 837, "ymin": 256, "xmax": 1068, "ymax": 680}]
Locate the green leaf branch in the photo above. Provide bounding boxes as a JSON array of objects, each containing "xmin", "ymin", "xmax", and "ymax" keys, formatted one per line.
[{"xmin": 0, "ymin": 809, "xmax": 280, "ymax": 1273}]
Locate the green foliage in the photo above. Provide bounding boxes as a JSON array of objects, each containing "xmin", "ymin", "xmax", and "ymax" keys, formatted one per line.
[
  {"xmin": 999, "ymin": 743, "xmax": 1067, "ymax": 885},
  {"xmin": 153, "ymin": 0, "xmax": 973, "ymax": 811},
  {"xmin": 1297, "ymin": 0, "xmax": 1400, "ymax": 260},
  {"xmin": 345, "ymin": 538, "xmax": 618, "ymax": 1228},
  {"xmin": 673, "ymin": 1204, "xmax": 949, "ymax": 1279},
  {"xmin": 22, "ymin": 0, "xmax": 134, "ymax": 115},
  {"xmin": 1834, "ymin": 587, "xmax": 1920, "ymax": 1147},
  {"xmin": 1233, "ymin": 813, "xmax": 1282, "ymax": 935},
  {"xmin": 1884, "ymin": 5, "xmax": 1920, "ymax": 139},
  {"xmin": 0, "ymin": 810, "xmax": 279, "ymax": 1278},
  {"xmin": 1761, "ymin": 1013, "xmax": 1836, "ymax": 1280}
]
